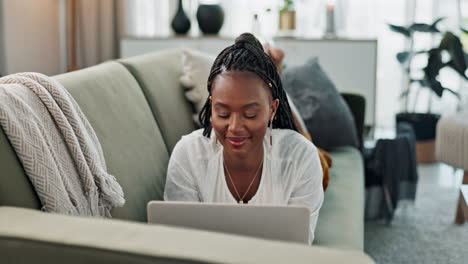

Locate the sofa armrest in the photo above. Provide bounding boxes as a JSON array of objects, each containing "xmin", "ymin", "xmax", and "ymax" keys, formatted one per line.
[
  {"xmin": 340, "ymin": 93, "xmax": 366, "ymax": 151},
  {"xmin": 0, "ymin": 206, "xmax": 374, "ymax": 264}
]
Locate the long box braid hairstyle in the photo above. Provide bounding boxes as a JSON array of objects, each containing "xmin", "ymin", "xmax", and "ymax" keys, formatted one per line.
[{"xmin": 199, "ymin": 32, "xmax": 298, "ymax": 137}]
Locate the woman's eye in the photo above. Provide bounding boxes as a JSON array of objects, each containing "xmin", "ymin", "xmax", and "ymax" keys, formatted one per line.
[
  {"xmin": 245, "ymin": 115, "xmax": 257, "ymax": 119},
  {"xmin": 218, "ymin": 114, "xmax": 229, "ymax": 119}
]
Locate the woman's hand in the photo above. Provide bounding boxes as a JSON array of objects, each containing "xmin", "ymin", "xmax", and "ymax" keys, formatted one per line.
[{"xmin": 264, "ymin": 45, "xmax": 285, "ymax": 74}]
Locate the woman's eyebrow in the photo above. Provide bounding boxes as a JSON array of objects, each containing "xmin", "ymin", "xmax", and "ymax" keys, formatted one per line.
[
  {"xmin": 214, "ymin": 102, "xmax": 229, "ymax": 108},
  {"xmin": 243, "ymin": 102, "xmax": 260, "ymax": 108},
  {"xmin": 213, "ymin": 102, "xmax": 260, "ymax": 108}
]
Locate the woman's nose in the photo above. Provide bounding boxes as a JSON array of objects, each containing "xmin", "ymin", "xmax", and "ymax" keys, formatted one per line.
[{"xmin": 228, "ymin": 114, "xmax": 244, "ymax": 133}]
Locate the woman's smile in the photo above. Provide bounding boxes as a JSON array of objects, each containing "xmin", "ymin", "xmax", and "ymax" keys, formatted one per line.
[{"xmin": 226, "ymin": 136, "xmax": 250, "ymax": 147}]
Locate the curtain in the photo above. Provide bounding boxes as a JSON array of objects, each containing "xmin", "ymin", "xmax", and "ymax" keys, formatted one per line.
[{"xmin": 70, "ymin": 0, "xmax": 119, "ymax": 69}]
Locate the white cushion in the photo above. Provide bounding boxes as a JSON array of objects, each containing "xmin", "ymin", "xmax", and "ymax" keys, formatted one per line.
[{"xmin": 180, "ymin": 49, "xmax": 215, "ymax": 125}]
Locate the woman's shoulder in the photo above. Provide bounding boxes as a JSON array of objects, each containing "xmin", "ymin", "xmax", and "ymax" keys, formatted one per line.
[
  {"xmin": 179, "ymin": 128, "xmax": 206, "ymax": 142},
  {"xmin": 273, "ymin": 129, "xmax": 318, "ymax": 159},
  {"xmin": 172, "ymin": 128, "xmax": 213, "ymax": 157}
]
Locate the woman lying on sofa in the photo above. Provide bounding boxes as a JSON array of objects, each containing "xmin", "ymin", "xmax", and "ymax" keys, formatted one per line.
[{"xmin": 164, "ymin": 33, "xmax": 324, "ymax": 243}]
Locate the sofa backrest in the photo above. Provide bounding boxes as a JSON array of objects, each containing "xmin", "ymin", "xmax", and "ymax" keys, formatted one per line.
[
  {"xmin": 119, "ymin": 49, "xmax": 197, "ymax": 152},
  {"xmin": 0, "ymin": 61, "xmax": 173, "ymax": 222},
  {"xmin": 54, "ymin": 62, "xmax": 170, "ymax": 221}
]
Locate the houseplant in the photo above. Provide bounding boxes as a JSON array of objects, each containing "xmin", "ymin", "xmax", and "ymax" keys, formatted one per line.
[
  {"xmin": 279, "ymin": 0, "xmax": 295, "ymax": 31},
  {"xmin": 389, "ymin": 18, "xmax": 467, "ymax": 163}
]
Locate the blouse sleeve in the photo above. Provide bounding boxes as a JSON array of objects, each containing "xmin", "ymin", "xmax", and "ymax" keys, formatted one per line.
[
  {"xmin": 287, "ymin": 143, "xmax": 324, "ymax": 245},
  {"xmin": 163, "ymin": 139, "xmax": 201, "ymax": 202}
]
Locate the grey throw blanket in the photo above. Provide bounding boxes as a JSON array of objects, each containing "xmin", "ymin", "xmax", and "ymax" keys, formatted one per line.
[
  {"xmin": 364, "ymin": 122, "xmax": 418, "ymax": 222},
  {"xmin": 0, "ymin": 73, "xmax": 125, "ymax": 217}
]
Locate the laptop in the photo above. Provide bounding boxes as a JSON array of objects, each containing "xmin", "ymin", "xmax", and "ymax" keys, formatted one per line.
[{"xmin": 147, "ymin": 201, "xmax": 310, "ymax": 244}]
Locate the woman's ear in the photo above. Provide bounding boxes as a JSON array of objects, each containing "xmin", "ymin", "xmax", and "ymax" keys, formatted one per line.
[{"xmin": 271, "ymin": 99, "xmax": 280, "ymax": 119}]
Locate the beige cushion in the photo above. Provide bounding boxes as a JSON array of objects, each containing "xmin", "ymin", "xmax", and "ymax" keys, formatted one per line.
[{"xmin": 180, "ymin": 49, "xmax": 215, "ymax": 125}]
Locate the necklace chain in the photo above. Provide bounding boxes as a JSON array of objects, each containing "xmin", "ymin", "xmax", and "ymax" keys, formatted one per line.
[{"xmin": 224, "ymin": 159, "xmax": 263, "ymax": 204}]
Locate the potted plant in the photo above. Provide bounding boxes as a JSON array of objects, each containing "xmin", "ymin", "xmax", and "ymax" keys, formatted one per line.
[
  {"xmin": 389, "ymin": 18, "xmax": 467, "ymax": 163},
  {"xmin": 279, "ymin": 0, "xmax": 295, "ymax": 31}
]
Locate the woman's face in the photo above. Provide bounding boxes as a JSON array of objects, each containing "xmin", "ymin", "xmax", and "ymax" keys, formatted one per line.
[{"xmin": 210, "ymin": 71, "xmax": 279, "ymax": 158}]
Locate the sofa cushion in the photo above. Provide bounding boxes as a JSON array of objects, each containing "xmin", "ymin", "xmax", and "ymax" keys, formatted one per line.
[
  {"xmin": 282, "ymin": 58, "xmax": 359, "ymax": 150},
  {"xmin": 119, "ymin": 49, "xmax": 197, "ymax": 152},
  {"xmin": 55, "ymin": 62, "xmax": 169, "ymax": 222},
  {"xmin": 315, "ymin": 146, "xmax": 364, "ymax": 250},
  {"xmin": 0, "ymin": 128, "xmax": 41, "ymax": 209}
]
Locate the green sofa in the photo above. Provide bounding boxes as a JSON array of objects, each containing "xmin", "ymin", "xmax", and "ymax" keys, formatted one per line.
[{"xmin": 0, "ymin": 49, "xmax": 372, "ymax": 263}]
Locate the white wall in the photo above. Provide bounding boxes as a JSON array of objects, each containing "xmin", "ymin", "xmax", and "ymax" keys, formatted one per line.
[{"xmin": 1, "ymin": 0, "xmax": 62, "ymax": 75}]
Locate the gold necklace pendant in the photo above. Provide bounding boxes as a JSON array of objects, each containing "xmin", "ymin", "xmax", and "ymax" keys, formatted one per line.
[{"xmin": 224, "ymin": 159, "xmax": 263, "ymax": 206}]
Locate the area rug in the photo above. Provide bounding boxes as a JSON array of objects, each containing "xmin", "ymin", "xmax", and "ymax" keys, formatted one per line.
[{"xmin": 365, "ymin": 181, "xmax": 468, "ymax": 263}]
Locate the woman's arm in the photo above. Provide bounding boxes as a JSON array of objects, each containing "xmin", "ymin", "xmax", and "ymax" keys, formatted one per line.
[
  {"xmin": 287, "ymin": 144, "xmax": 324, "ymax": 244},
  {"xmin": 164, "ymin": 140, "xmax": 201, "ymax": 202}
]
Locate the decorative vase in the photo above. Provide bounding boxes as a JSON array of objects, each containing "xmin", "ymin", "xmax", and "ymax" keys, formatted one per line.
[
  {"xmin": 171, "ymin": 0, "xmax": 191, "ymax": 35},
  {"xmin": 196, "ymin": 4, "xmax": 224, "ymax": 35}
]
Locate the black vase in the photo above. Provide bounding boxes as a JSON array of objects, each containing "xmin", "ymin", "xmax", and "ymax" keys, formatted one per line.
[
  {"xmin": 196, "ymin": 4, "xmax": 224, "ymax": 35},
  {"xmin": 171, "ymin": 0, "xmax": 191, "ymax": 35}
]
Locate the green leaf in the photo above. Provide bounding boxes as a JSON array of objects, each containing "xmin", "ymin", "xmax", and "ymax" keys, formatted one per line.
[
  {"xmin": 428, "ymin": 78, "xmax": 445, "ymax": 97},
  {"xmin": 424, "ymin": 48, "xmax": 444, "ymax": 81},
  {"xmin": 396, "ymin": 51, "xmax": 411, "ymax": 64},
  {"xmin": 410, "ymin": 23, "xmax": 438, "ymax": 33},
  {"xmin": 408, "ymin": 18, "xmax": 444, "ymax": 33},
  {"xmin": 431, "ymin": 17, "xmax": 446, "ymax": 31},
  {"xmin": 388, "ymin": 24, "xmax": 411, "ymax": 37},
  {"xmin": 444, "ymin": 88, "xmax": 460, "ymax": 98},
  {"xmin": 461, "ymin": 27, "xmax": 468, "ymax": 34},
  {"xmin": 440, "ymin": 32, "xmax": 467, "ymax": 78}
]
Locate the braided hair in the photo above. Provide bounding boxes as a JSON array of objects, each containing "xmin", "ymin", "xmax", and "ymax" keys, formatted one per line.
[{"xmin": 199, "ymin": 33, "xmax": 298, "ymax": 137}]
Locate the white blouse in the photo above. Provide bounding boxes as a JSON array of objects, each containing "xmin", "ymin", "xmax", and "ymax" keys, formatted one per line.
[{"xmin": 164, "ymin": 128, "xmax": 324, "ymax": 244}]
